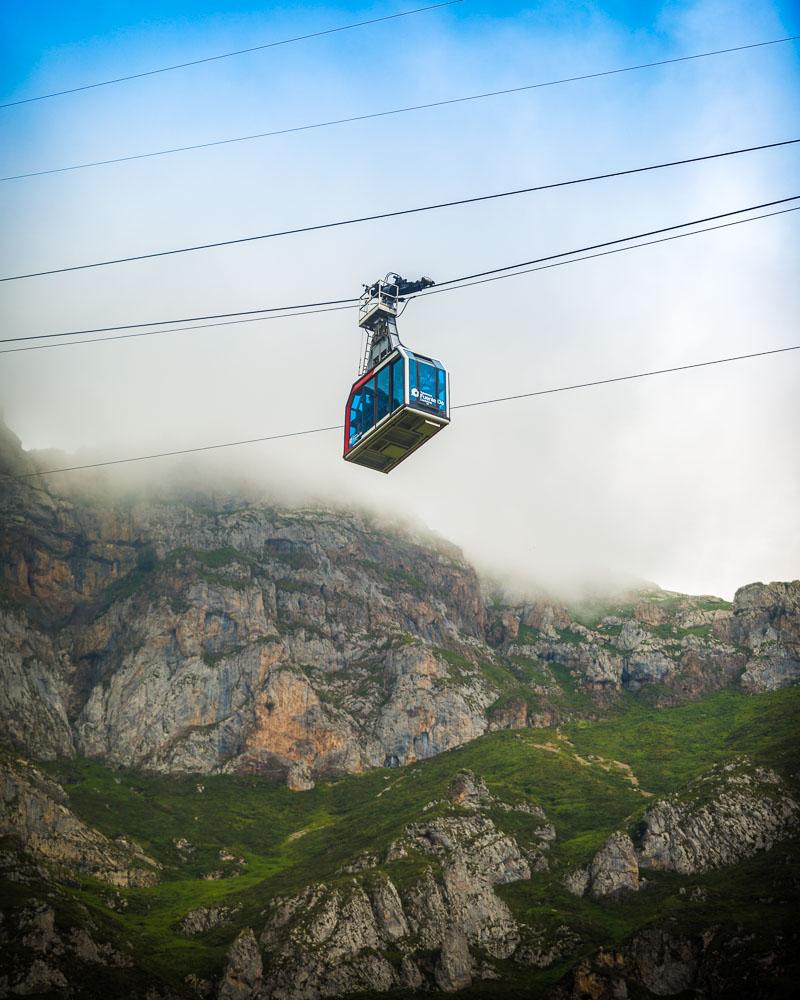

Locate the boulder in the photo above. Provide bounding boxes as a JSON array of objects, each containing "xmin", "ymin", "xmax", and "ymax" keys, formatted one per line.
[
  {"xmin": 217, "ymin": 928, "xmax": 262, "ymax": 1000},
  {"xmin": 286, "ymin": 761, "xmax": 315, "ymax": 791},
  {"xmin": 435, "ymin": 926, "xmax": 473, "ymax": 992},
  {"xmin": 588, "ymin": 832, "xmax": 639, "ymax": 898}
]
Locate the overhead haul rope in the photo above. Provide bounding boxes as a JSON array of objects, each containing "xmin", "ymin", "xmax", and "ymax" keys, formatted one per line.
[
  {"xmin": 1, "ymin": 139, "xmax": 797, "ymax": 283},
  {"xmin": 2, "ymin": 196, "xmax": 797, "ymax": 349},
  {"xmin": 404, "ymin": 204, "xmax": 800, "ymax": 298},
  {"xmin": 14, "ymin": 346, "xmax": 800, "ymax": 477},
  {"xmin": 4, "ymin": 33, "xmax": 798, "ymax": 181},
  {"xmin": 0, "ymin": 304, "xmax": 360, "ymax": 354},
  {"xmin": 0, "ymin": 2, "xmax": 463, "ymax": 109}
]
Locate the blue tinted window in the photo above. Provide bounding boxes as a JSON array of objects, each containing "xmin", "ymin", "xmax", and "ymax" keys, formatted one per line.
[
  {"xmin": 414, "ymin": 361, "xmax": 445, "ymax": 411},
  {"xmin": 409, "ymin": 359, "xmax": 418, "ymax": 402},
  {"xmin": 418, "ymin": 363, "xmax": 436, "ymax": 404},
  {"xmin": 391, "ymin": 357, "xmax": 404, "ymax": 411},
  {"xmin": 349, "ymin": 378, "xmax": 377, "ymax": 447},
  {"xmin": 437, "ymin": 369, "xmax": 446, "ymax": 411},
  {"xmin": 349, "ymin": 388, "xmax": 364, "ymax": 447},
  {"xmin": 361, "ymin": 379, "xmax": 375, "ymax": 436},
  {"xmin": 376, "ymin": 365, "xmax": 390, "ymax": 422}
]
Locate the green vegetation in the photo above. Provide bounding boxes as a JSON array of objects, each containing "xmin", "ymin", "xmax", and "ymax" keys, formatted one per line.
[
  {"xmin": 432, "ymin": 647, "xmax": 476, "ymax": 685},
  {"xmin": 697, "ymin": 597, "xmax": 733, "ymax": 611},
  {"xmin": 516, "ymin": 623, "xmax": 541, "ymax": 644},
  {"xmin": 275, "ymin": 577, "xmax": 321, "ymax": 595},
  {"xmin": 555, "ymin": 627, "xmax": 585, "ymax": 645},
  {"xmin": 375, "ymin": 565, "xmax": 427, "ymax": 598},
  {"xmin": 15, "ymin": 686, "xmax": 798, "ymax": 996},
  {"xmin": 90, "ymin": 546, "xmax": 257, "ymax": 619},
  {"xmin": 201, "ymin": 646, "xmax": 245, "ymax": 667},
  {"xmin": 568, "ymin": 600, "xmax": 637, "ymax": 629},
  {"xmin": 649, "ymin": 622, "xmax": 713, "ymax": 641},
  {"xmin": 566, "ymin": 686, "xmax": 800, "ymax": 794},
  {"xmin": 567, "ymin": 590, "xmax": 731, "ymax": 632}
]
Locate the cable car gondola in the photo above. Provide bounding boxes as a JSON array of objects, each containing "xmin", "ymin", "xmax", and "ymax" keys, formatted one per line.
[{"xmin": 343, "ymin": 274, "xmax": 450, "ymax": 473}]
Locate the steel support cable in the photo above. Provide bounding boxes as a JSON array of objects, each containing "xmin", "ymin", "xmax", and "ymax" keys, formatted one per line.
[
  {"xmin": 409, "ymin": 196, "xmax": 800, "ymax": 292},
  {"xmin": 1, "ymin": 139, "xmax": 797, "ymax": 284},
  {"xmin": 16, "ymin": 346, "xmax": 800, "ymax": 477},
  {"xmin": 0, "ymin": 305, "xmax": 359, "ymax": 354},
  {"xmin": 0, "ymin": 300, "xmax": 360, "ymax": 344},
  {"xmin": 0, "ymin": 2, "xmax": 463, "ymax": 110},
  {"xmin": 2, "ymin": 205, "xmax": 797, "ymax": 355},
  {"xmin": 4, "ymin": 34, "xmax": 798, "ymax": 182},
  {"xmin": 2, "ymin": 194, "xmax": 797, "ymax": 346},
  {"xmin": 404, "ymin": 205, "xmax": 800, "ymax": 300}
]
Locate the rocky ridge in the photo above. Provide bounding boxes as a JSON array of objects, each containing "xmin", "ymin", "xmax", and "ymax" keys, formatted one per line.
[
  {"xmin": 638, "ymin": 757, "xmax": 798, "ymax": 875},
  {"xmin": 563, "ymin": 754, "xmax": 798, "ymax": 908},
  {"xmin": 256, "ymin": 770, "xmax": 553, "ymax": 998},
  {"xmin": 0, "ymin": 738, "xmax": 797, "ymax": 999},
  {"xmin": 0, "ymin": 898, "xmax": 134, "ymax": 998}
]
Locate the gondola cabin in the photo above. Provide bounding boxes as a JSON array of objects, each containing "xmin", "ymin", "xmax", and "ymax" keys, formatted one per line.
[{"xmin": 343, "ymin": 346, "xmax": 450, "ymax": 472}]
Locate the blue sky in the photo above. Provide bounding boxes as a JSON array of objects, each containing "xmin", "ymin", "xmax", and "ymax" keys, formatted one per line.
[{"xmin": 1, "ymin": 1, "xmax": 798, "ymax": 597}]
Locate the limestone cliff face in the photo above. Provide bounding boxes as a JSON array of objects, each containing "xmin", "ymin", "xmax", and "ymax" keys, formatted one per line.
[
  {"xmin": 489, "ymin": 592, "xmax": 754, "ymax": 705},
  {"xmin": 0, "ymin": 609, "xmax": 74, "ymax": 759},
  {"xmin": 1, "ymin": 425, "xmax": 799, "ymax": 785},
  {"xmin": 731, "ymin": 581, "xmax": 800, "ymax": 691},
  {"xmin": 64, "ymin": 516, "xmax": 495, "ymax": 777},
  {"xmin": 1, "ymin": 451, "xmax": 493, "ymax": 778}
]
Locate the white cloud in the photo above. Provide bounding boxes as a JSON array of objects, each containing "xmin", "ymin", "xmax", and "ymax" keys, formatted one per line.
[{"xmin": 1, "ymin": 0, "xmax": 798, "ymax": 598}]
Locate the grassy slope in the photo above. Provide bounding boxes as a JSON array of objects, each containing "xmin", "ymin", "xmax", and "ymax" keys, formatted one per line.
[{"xmin": 17, "ymin": 686, "xmax": 799, "ymax": 996}]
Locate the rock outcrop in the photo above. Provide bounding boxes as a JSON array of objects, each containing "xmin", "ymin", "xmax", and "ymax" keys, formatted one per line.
[
  {"xmin": 261, "ymin": 881, "xmax": 401, "ymax": 999},
  {"xmin": 258, "ymin": 788, "xmax": 547, "ymax": 997},
  {"xmin": 552, "ymin": 926, "xmax": 709, "ymax": 999},
  {"xmin": 563, "ymin": 831, "xmax": 639, "ymax": 899},
  {"xmin": 435, "ymin": 926, "xmax": 473, "ymax": 992},
  {"xmin": 731, "ymin": 581, "xmax": 800, "ymax": 691},
  {"xmin": 0, "ymin": 895, "xmax": 134, "ymax": 995},
  {"xmin": 552, "ymin": 920, "xmax": 796, "ymax": 1000},
  {"xmin": 179, "ymin": 905, "xmax": 241, "ymax": 937},
  {"xmin": 638, "ymin": 757, "xmax": 798, "ymax": 874},
  {"xmin": 218, "ymin": 928, "xmax": 263, "ymax": 1000},
  {"xmin": 0, "ymin": 757, "xmax": 159, "ymax": 886},
  {"xmin": 588, "ymin": 831, "xmax": 639, "ymax": 898}
]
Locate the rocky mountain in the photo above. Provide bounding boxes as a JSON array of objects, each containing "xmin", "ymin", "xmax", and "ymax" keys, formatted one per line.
[
  {"xmin": 1, "ymin": 420, "xmax": 799, "ymax": 998},
  {"xmin": 2, "ymin": 420, "xmax": 798, "ymax": 786}
]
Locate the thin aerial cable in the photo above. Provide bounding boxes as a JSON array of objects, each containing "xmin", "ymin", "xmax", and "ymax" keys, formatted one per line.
[
  {"xmin": 0, "ymin": 305, "xmax": 358, "ymax": 354},
  {"xmin": 0, "ymin": 299, "xmax": 360, "ymax": 344},
  {"xmin": 409, "ymin": 197, "xmax": 800, "ymax": 293},
  {"xmin": 450, "ymin": 346, "xmax": 800, "ymax": 410},
  {"xmin": 407, "ymin": 205, "xmax": 800, "ymax": 300},
  {"xmin": 0, "ymin": 2, "xmax": 463, "ymax": 110},
  {"xmin": 4, "ymin": 33, "xmax": 798, "ymax": 182},
  {"xmin": 16, "ymin": 346, "xmax": 799, "ymax": 477},
  {"xmin": 1, "ymin": 139, "xmax": 797, "ymax": 284},
  {"xmin": 2, "ymin": 194, "xmax": 796, "ymax": 345},
  {"xmin": 2, "ymin": 205, "xmax": 796, "ymax": 355}
]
